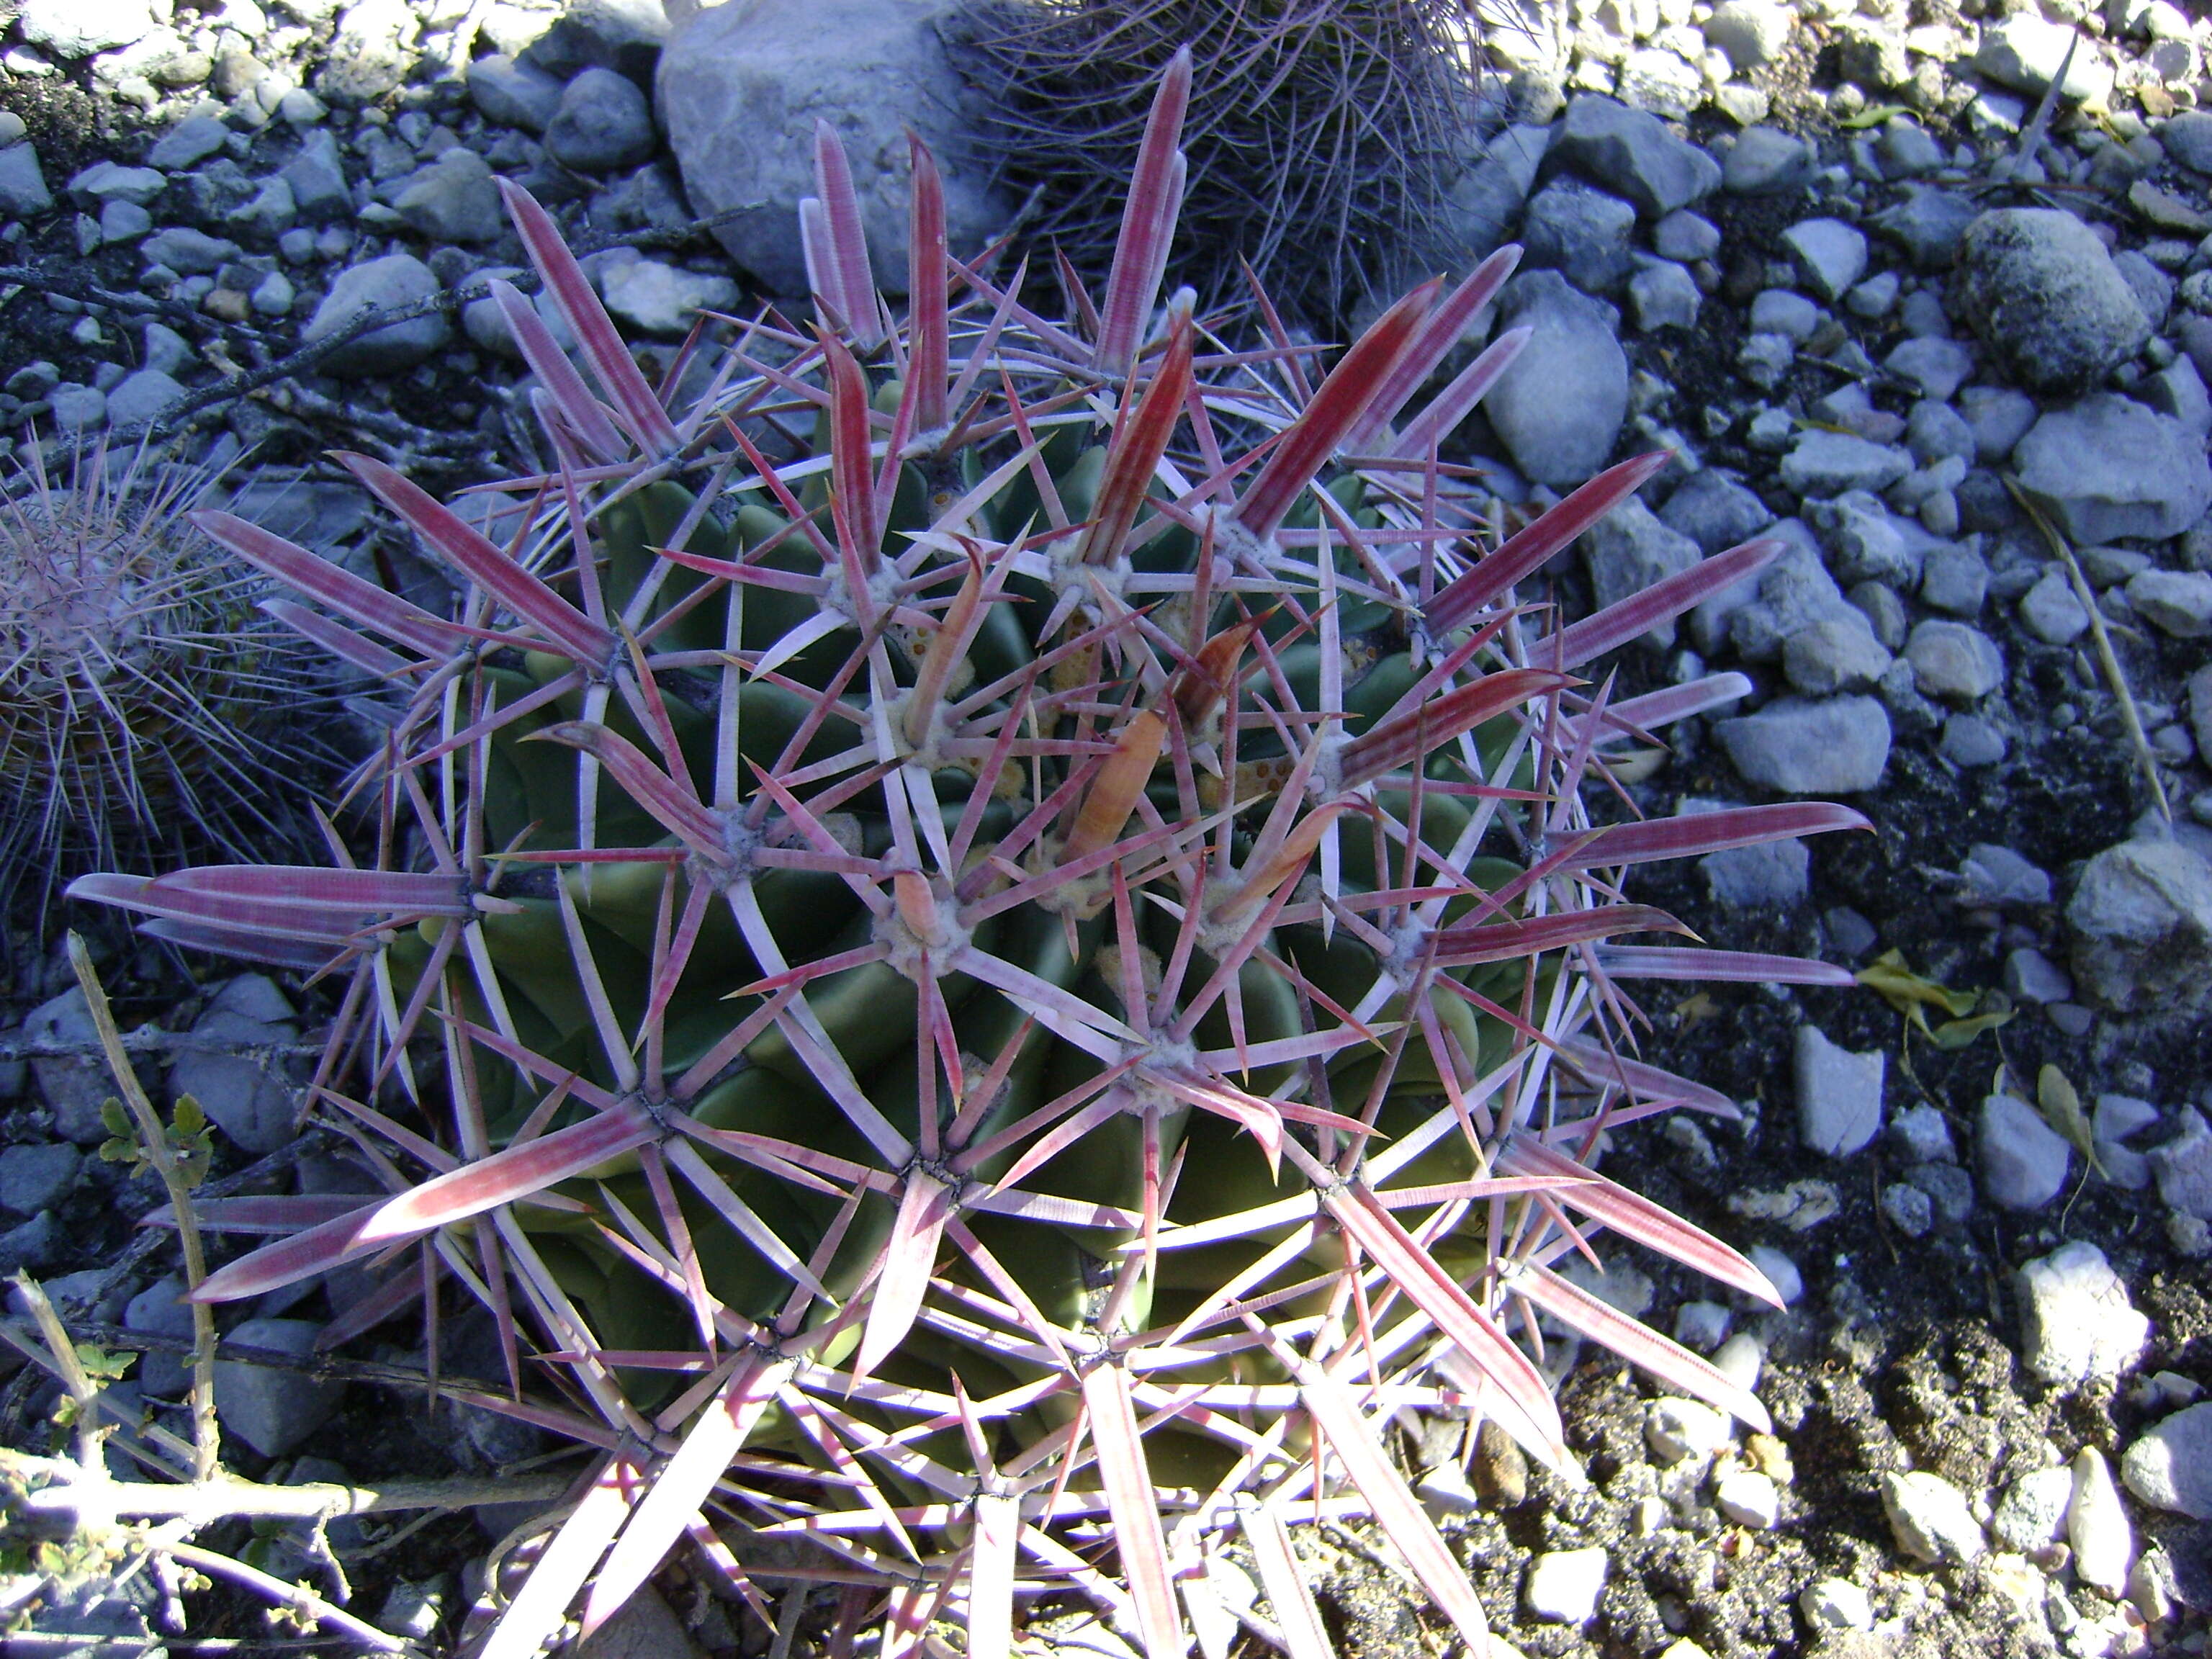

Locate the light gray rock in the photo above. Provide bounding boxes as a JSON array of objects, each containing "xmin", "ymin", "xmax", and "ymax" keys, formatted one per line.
[
  {"xmin": 1780, "ymin": 431, "xmax": 1913, "ymax": 498},
  {"xmin": 103, "ymin": 369, "xmax": 186, "ymax": 429},
  {"xmin": 1962, "ymin": 843, "xmax": 2052, "ymax": 907},
  {"xmin": 99, "ymin": 197, "xmax": 152, "ymax": 243},
  {"xmin": 467, "ymin": 53, "xmax": 565, "ymax": 132},
  {"xmin": 1524, "ymin": 1547, "xmax": 1608, "ymax": 1625},
  {"xmin": 1956, "ymin": 210, "xmax": 2152, "ymax": 397},
  {"xmin": 2020, "ymin": 570, "xmax": 2090, "ymax": 644},
  {"xmin": 519, "ymin": 0, "xmax": 670, "ymax": 81},
  {"xmin": 2127, "ymin": 569, "xmax": 2212, "ymax": 638},
  {"xmin": 1704, "ymin": 0, "xmax": 1789, "ymax": 69},
  {"xmin": 17, "ymin": 0, "xmax": 153, "ymax": 56},
  {"xmin": 1802, "ymin": 1578, "xmax": 1874, "ymax": 1632},
  {"xmin": 1652, "ymin": 209, "xmax": 1719, "ymax": 264},
  {"xmin": 1701, "ymin": 528, "xmax": 1858, "ymax": 660},
  {"xmin": 1716, "ymin": 1470, "xmax": 1781, "ymax": 1529},
  {"xmin": 1614, "ymin": 47, "xmax": 1701, "ymax": 118},
  {"xmin": 68, "ymin": 159, "xmax": 164, "ymax": 207},
  {"xmin": 0, "ymin": 144, "xmax": 56, "ymax": 217},
  {"xmin": 1869, "ymin": 184, "xmax": 1979, "ymax": 271},
  {"xmin": 171, "ymin": 975, "xmax": 301, "ymax": 1154},
  {"xmin": 2121, "ymin": 1402, "xmax": 2212, "ymax": 1517},
  {"xmin": 1748, "ymin": 287, "xmax": 1819, "ymax": 342},
  {"xmin": 2014, "ymin": 396, "xmax": 2212, "ymax": 544},
  {"xmin": 1722, "ymin": 125, "xmax": 1814, "ymax": 195},
  {"xmin": 1658, "ymin": 468, "xmax": 1773, "ymax": 554},
  {"xmin": 1977, "ymin": 14, "xmax": 2116, "ymax": 104},
  {"xmin": 1485, "ymin": 271, "xmax": 1628, "ymax": 488},
  {"xmin": 1920, "ymin": 544, "xmax": 1987, "ymax": 616},
  {"xmin": 598, "ymin": 253, "xmax": 741, "ymax": 336},
  {"xmin": 2150, "ymin": 1108, "xmax": 2212, "ymax": 1220},
  {"xmin": 1939, "ymin": 714, "xmax": 2005, "ymax": 768},
  {"xmin": 1446, "ymin": 123, "xmax": 1551, "ymax": 257},
  {"xmin": 1847, "ymin": 270, "xmax": 1899, "ymax": 319},
  {"xmin": 1812, "ymin": 490, "xmax": 1925, "ymax": 588},
  {"xmin": 1673, "ymin": 1300, "xmax": 1731, "ymax": 1352},
  {"xmin": 1646, "ymin": 1395, "xmax": 1732, "ymax": 1465},
  {"xmin": 1781, "ymin": 217, "xmax": 1866, "ymax": 302},
  {"xmin": 2141, "ymin": 355, "xmax": 2212, "ymax": 438},
  {"xmin": 1582, "ymin": 498, "xmax": 1701, "ymax": 644},
  {"xmin": 315, "ymin": 0, "xmax": 417, "ymax": 104},
  {"xmin": 1522, "ymin": 179, "xmax": 1637, "ymax": 295},
  {"xmin": 143, "ymin": 225, "xmax": 238, "ymax": 274},
  {"xmin": 1957, "ymin": 386, "xmax": 2038, "ymax": 462},
  {"xmin": 393, "ymin": 150, "xmax": 502, "ymax": 244},
  {"xmin": 1627, "ymin": 258, "xmax": 1699, "ymax": 331},
  {"xmin": 1737, "ymin": 331, "xmax": 1795, "ymax": 390},
  {"xmin": 572, "ymin": 1585, "xmax": 709, "ymax": 1659},
  {"xmin": 1887, "ymin": 1103, "xmax": 1955, "ymax": 1166},
  {"xmin": 1795, "ymin": 1025, "xmax": 1884, "ymax": 1156},
  {"xmin": 1547, "ymin": 93, "xmax": 1719, "ymax": 218},
  {"xmin": 1783, "ymin": 616, "xmax": 1892, "ymax": 696},
  {"xmin": 2070, "ymin": 1449, "xmax": 2134, "ymax": 1596},
  {"xmin": 279, "ymin": 129, "xmax": 351, "ymax": 222},
  {"xmin": 302, "ymin": 253, "xmax": 450, "ymax": 377},
  {"xmin": 1716, "ymin": 696, "xmax": 1891, "ymax": 793},
  {"xmin": 1875, "ymin": 119, "xmax": 1944, "ymax": 179},
  {"xmin": 1703, "ymin": 833, "xmax": 1810, "ymax": 907},
  {"xmin": 2015, "ymin": 1241, "xmax": 2149, "ymax": 1386},
  {"xmin": 2002, "ymin": 947, "xmax": 2072, "ymax": 1004},
  {"xmin": 2066, "ymin": 837, "xmax": 2212, "ymax": 1015},
  {"xmin": 0, "ymin": 1143, "xmax": 78, "ymax": 1215},
  {"xmin": 658, "ymin": 0, "xmax": 1013, "ymax": 295},
  {"xmin": 50, "ymin": 385, "xmax": 106, "ymax": 433},
  {"xmin": 24, "ymin": 989, "xmax": 110, "ymax": 1145},
  {"xmin": 147, "ymin": 114, "xmax": 229, "ymax": 171},
  {"xmin": 1979, "ymin": 1092, "xmax": 2072, "ymax": 1212},
  {"xmin": 123, "ymin": 1274, "xmax": 194, "ymax": 1398},
  {"xmin": 1906, "ymin": 400, "xmax": 1976, "ymax": 466},
  {"xmin": 1993, "ymin": 1466, "xmax": 2074, "ymax": 1552},
  {"xmin": 0, "ymin": 1211, "xmax": 64, "ymax": 1274},
  {"xmin": 1881, "ymin": 1470, "xmax": 1985, "ymax": 1565},
  {"xmin": 1904, "ymin": 620, "xmax": 2002, "ymax": 705},
  {"xmin": 215, "ymin": 1317, "xmax": 346, "ymax": 1457},
  {"xmin": 1879, "ymin": 1181, "xmax": 1933, "ymax": 1236},
  {"xmin": 544, "ymin": 66, "xmax": 656, "ymax": 174},
  {"xmin": 230, "ymin": 176, "xmax": 297, "ymax": 243},
  {"xmin": 1886, "ymin": 337, "xmax": 1973, "ymax": 403}
]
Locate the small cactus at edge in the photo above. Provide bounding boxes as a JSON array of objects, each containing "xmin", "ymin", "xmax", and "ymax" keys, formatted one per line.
[
  {"xmin": 76, "ymin": 53, "xmax": 1868, "ymax": 1659},
  {"xmin": 0, "ymin": 442, "xmax": 330, "ymax": 928}
]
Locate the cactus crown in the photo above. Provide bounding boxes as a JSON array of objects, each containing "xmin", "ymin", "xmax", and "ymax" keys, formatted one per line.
[{"xmin": 77, "ymin": 50, "xmax": 1866, "ymax": 1659}]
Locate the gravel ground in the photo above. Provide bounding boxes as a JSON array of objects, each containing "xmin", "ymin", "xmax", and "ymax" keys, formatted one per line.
[{"xmin": 3, "ymin": 0, "xmax": 2212, "ymax": 1653}]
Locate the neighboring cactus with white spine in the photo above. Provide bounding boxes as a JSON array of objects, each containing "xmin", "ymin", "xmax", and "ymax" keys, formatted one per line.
[{"xmin": 0, "ymin": 440, "xmax": 333, "ymax": 938}]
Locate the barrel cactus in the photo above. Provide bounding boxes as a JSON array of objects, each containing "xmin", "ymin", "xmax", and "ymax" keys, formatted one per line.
[{"xmin": 76, "ymin": 53, "xmax": 1865, "ymax": 1658}]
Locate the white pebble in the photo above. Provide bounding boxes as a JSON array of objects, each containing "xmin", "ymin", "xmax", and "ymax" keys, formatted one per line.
[
  {"xmin": 1714, "ymin": 1469, "xmax": 1781, "ymax": 1529},
  {"xmin": 1800, "ymin": 1577, "xmax": 1873, "ymax": 1630},
  {"xmin": 2015, "ymin": 1241, "xmax": 2149, "ymax": 1387},
  {"xmin": 1745, "ymin": 1244, "xmax": 1802, "ymax": 1305},
  {"xmin": 2068, "ymin": 1448, "xmax": 2134, "ymax": 1595},
  {"xmin": 1881, "ymin": 1470, "xmax": 1986, "ymax": 1564},
  {"xmin": 1647, "ymin": 1397, "xmax": 1733, "ymax": 1467},
  {"xmin": 1524, "ymin": 1546, "xmax": 1609, "ymax": 1624}
]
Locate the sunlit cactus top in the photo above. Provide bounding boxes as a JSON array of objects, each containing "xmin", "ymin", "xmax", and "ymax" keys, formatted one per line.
[{"xmin": 75, "ymin": 49, "xmax": 1868, "ymax": 1659}]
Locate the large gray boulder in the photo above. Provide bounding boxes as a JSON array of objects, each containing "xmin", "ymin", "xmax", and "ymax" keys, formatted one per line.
[
  {"xmin": 1955, "ymin": 210, "xmax": 2151, "ymax": 397},
  {"xmin": 2013, "ymin": 396, "xmax": 2212, "ymax": 544},
  {"xmin": 1483, "ymin": 271, "xmax": 1627, "ymax": 489},
  {"xmin": 657, "ymin": 0, "xmax": 1014, "ymax": 297}
]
